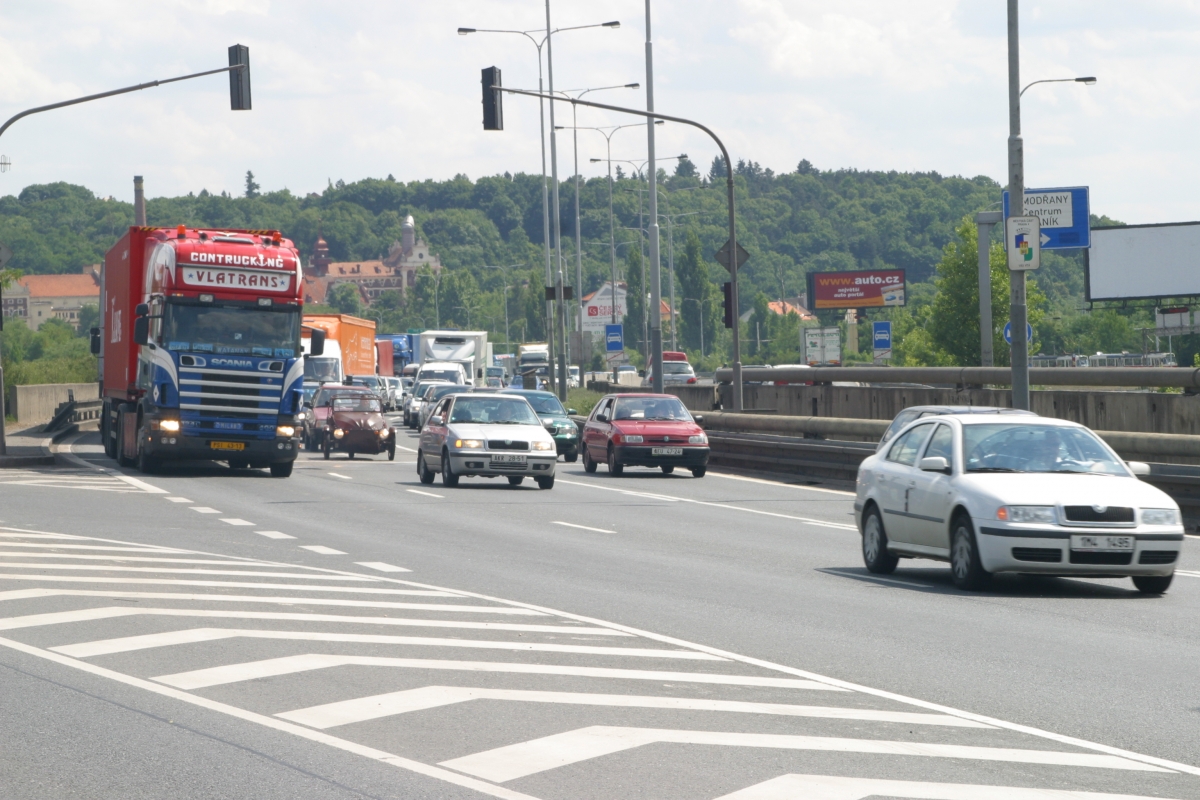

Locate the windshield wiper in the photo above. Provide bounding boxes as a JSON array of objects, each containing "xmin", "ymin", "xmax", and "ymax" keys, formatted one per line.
[{"xmin": 965, "ymin": 467, "xmax": 1018, "ymax": 473}]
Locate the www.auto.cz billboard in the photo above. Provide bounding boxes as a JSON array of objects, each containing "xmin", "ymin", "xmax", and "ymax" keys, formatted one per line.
[{"xmin": 806, "ymin": 269, "xmax": 906, "ymax": 309}]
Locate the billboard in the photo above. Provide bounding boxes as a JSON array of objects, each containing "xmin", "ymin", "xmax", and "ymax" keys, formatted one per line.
[
  {"xmin": 807, "ymin": 269, "xmax": 905, "ymax": 309},
  {"xmin": 583, "ymin": 281, "xmax": 627, "ymax": 333},
  {"xmin": 1086, "ymin": 222, "xmax": 1200, "ymax": 301}
]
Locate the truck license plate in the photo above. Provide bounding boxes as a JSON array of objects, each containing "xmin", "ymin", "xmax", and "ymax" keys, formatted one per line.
[
  {"xmin": 209, "ymin": 441, "xmax": 246, "ymax": 451},
  {"xmin": 1070, "ymin": 535, "xmax": 1133, "ymax": 551},
  {"xmin": 652, "ymin": 447, "xmax": 683, "ymax": 456},
  {"xmin": 491, "ymin": 454, "xmax": 527, "ymax": 464}
]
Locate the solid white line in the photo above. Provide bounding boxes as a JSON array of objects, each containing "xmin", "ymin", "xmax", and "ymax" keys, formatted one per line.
[
  {"xmin": 111, "ymin": 474, "xmax": 168, "ymax": 493},
  {"xmin": 356, "ymin": 562, "xmax": 411, "ymax": 573},
  {"xmin": 189, "ymin": 507, "xmax": 222, "ymax": 514},
  {"xmin": 0, "ymin": 563, "xmax": 379, "ymax": 580},
  {"xmin": 0, "ymin": 636, "xmax": 541, "ymax": 800},
  {"xmin": 278, "ymin": 685, "xmax": 990, "ymax": 730},
  {"xmin": 0, "ymin": 542, "xmax": 188, "ymax": 553},
  {"xmin": 710, "ymin": 471, "xmax": 855, "ymax": 496},
  {"xmin": 54, "ymin": 628, "xmax": 728, "ymax": 660},
  {"xmin": 328, "ymin": 472, "xmax": 352, "ymax": 480},
  {"xmin": 255, "ymin": 531, "xmax": 295, "ymax": 539},
  {"xmin": 407, "ymin": 489, "xmax": 444, "ymax": 498},
  {"xmin": 0, "ymin": 553, "xmax": 286, "ymax": 567},
  {"xmin": 154, "ymin": 654, "xmax": 845, "ymax": 692},
  {"xmin": 439, "ymin": 726, "xmax": 1169, "ymax": 783},
  {"xmin": 1178, "ymin": 570, "xmax": 1200, "ymax": 579},
  {"xmin": 301, "ymin": 546, "xmax": 347, "ymax": 555},
  {"xmin": 551, "ymin": 521, "xmax": 616, "ymax": 534},
  {"xmin": 395, "ymin": 444, "xmax": 418, "ymax": 453},
  {"xmin": 165, "ymin": 497, "xmax": 192, "ymax": 503},
  {"xmin": 219, "ymin": 519, "xmax": 255, "ymax": 526},
  {"xmin": 713, "ymin": 773, "xmax": 1180, "ymax": 800}
]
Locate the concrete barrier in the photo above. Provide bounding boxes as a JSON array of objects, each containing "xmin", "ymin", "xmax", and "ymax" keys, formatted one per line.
[
  {"xmin": 587, "ymin": 381, "xmax": 719, "ymax": 412},
  {"xmin": 13, "ymin": 383, "xmax": 100, "ymax": 425}
]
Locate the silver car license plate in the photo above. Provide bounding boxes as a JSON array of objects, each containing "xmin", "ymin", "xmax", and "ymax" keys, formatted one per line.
[
  {"xmin": 652, "ymin": 447, "xmax": 683, "ymax": 456},
  {"xmin": 1070, "ymin": 534, "xmax": 1134, "ymax": 551},
  {"xmin": 491, "ymin": 454, "xmax": 527, "ymax": 464}
]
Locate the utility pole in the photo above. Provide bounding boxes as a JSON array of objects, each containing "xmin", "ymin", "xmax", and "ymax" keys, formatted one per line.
[
  {"xmin": 644, "ymin": 0, "xmax": 664, "ymax": 393},
  {"xmin": 1007, "ymin": 0, "xmax": 1029, "ymax": 410},
  {"xmin": 545, "ymin": 0, "xmax": 569, "ymax": 401},
  {"xmin": 975, "ymin": 211, "xmax": 1002, "ymax": 366}
]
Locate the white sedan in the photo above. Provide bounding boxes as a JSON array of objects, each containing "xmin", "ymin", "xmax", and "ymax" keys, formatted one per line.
[{"xmin": 854, "ymin": 415, "xmax": 1183, "ymax": 594}]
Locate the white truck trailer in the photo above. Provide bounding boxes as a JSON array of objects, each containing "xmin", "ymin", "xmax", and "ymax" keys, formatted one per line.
[{"xmin": 418, "ymin": 330, "xmax": 489, "ymax": 386}]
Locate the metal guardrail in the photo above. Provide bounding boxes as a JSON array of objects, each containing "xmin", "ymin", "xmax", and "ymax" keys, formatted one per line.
[
  {"xmin": 44, "ymin": 398, "xmax": 102, "ymax": 433},
  {"xmin": 714, "ymin": 365, "xmax": 1200, "ymax": 389}
]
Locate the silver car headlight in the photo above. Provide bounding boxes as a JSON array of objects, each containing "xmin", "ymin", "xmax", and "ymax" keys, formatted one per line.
[
  {"xmin": 455, "ymin": 439, "xmax": 484, "ymax": 449},
  {"xmin": 998, "ymin": 505, "xmax": 1057, "ymax": 524},
  {"xmin": 531, "ymin": 440, "xmax": 555, "ymax": 451},
  {"xmin": 1141, "ymin": 508, "xmax": 1180, "ymax": 526}
]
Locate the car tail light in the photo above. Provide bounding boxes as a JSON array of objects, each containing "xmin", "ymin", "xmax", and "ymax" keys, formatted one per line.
[{"xmin": 687, "ymin": 377, "xmax": 696, "ymax": 384}]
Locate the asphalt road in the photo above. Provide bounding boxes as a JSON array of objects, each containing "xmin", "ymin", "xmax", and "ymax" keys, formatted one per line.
[{"xmin": 0, "ymin": 421, "xmax": 1197, "ymax": 799}]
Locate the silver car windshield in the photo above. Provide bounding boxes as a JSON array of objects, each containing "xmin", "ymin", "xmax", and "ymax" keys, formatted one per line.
[
  {"xmin": 963, "ymin": 424, "xmax": 1126, "ymax": 475},
  {"xmin": 449, "ymin": 397, "xmax": 540, "ymax": 425}
]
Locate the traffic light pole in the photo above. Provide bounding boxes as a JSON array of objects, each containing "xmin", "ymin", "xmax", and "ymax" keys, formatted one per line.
[{"xmin": 492, "ymin": 86, "xmax": 743, "ymax": 410}]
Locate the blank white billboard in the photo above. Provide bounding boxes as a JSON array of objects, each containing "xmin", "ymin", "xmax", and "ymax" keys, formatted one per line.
[{"xmin": 1087, "ymin": 222, "xmax": 1200, "ymax": 301}]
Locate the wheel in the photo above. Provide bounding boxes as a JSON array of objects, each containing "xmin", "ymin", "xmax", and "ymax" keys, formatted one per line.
[
  {"xmin": 690, "ymin": 466, "xmax": 707, "ymax": 478},
  {"xmin": 536, "ymin": 475, "xmax": 555, "ymax": 490},
  {"xmin": 102, "ymin": 403, "xmax": 117, "ymax": 459},
  {"xmin": 349, "ymin": 451, "xmax": 355, "ymax": 460},
  {"xmin": 507, "ymin": 476, "xmax": 524, "ymax": 486},
  {"xmin": 660, "ymin": 465, "xmax": 675, "ymax": 475},
  {"xmin": 564, "ymin": 452, "xmax": 578, "ymax": 463},
  {"xmin": 136, "ymin": 420, "xmax": 158, "ymax": 475},
  {"xmin": 322, "ymin": 434, "xmax": 331, "ymax": 460},
  {"xmin": 1132, "ymin": 574, "xmax": 1173, "ymax": 594},
  {"xmin": 607, "ymin": 445, "xmax": 624, "ymax": 476},
  {"xmin": 417, "ymin": 452, "xmax": 435, "ymax": 484},
  {"xmin": 861, "ymin": 505, "xmax": 899, "ymax": 574},
  {"xmin": 582, "ymin": 446, "xmax": 597, "ymax": 474},
  {"xmin": 115, "ymin": 408, "xmax": 135, "ymax": 467},
  {"xmin": 387, "ymin": 439, "xmax": 396, "ymax": 461},
  {"xmin": 950, "ymin": 514, "xmax": 990, "ymax": 590},
  {"xmin": 440, "ymin": 449, "xmax": 460, "ymax": 487},
  {"xmin": 270, "ymin": 461, "xmax": 294, "ymax": 478}
]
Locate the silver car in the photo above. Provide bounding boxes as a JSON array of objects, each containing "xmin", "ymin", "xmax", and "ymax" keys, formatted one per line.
[{"xmin": 416, "ymin": 393, "xmax": 558, "ymax": 489}]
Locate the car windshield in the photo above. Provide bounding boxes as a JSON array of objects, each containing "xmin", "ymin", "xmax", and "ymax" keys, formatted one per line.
[
  {"xmin": 358, "ymin": 376, "xmax": 381, "ymax": 388},
  {"xmin": 486, "ymin": 367, "xmax": 505, "ymax": 377},
  {"xmin": 332, "ymin": 395, "xmax": 381, "ymax": 412},
  {"xmin": 662, "ymin": 362, "xmax": 693, "ymax": 374},
  {"xmin": 430, "ymin": 385, "xmax": 468, "ymax": 402},
  {"xmin": 449, "ymin": 397, "xmax": 540, "ymax": 425},
  {"xmin": 302, "ymin": 385, "xmax": 318, "ymax": 404},
  {"xmin": 401, "ymin": 378, "xmax": 414, "ymax": 389},
  {"xmin": 413, "ymin": 381, "xmax": 446, "ymax": 398},
  {"xmin": 963, "ymin": 423, "xmax": 1127, "ymax": 475},
  {"xmin": 419, "ymin": 368, "xmax": 461, "ymax": 383},
  {"xmin": 163, "ymin": 301, "xmax": 300, "ymax": 357},
  {"xmin": 613, "ymin": 396, "xmax": 692, "ymax": 421},
  {"xmin": 509, "ymin": 393, "xmax": 566, "ymax": 415}
]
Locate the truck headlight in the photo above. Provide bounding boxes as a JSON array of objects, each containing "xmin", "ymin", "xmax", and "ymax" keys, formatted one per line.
[
  {"xmin": 455, "ymin": 439, "xmax": 483, "ymax": 449},
  {"xmin": 276, "ymin": 425, "xmax": 296, "ymax": 438},
  {"xmin": 158, "ymin": 419, "xmax": 181, "ymax": 433},
  {"xmin": 531, "ymin": 441, "xmax": 555, "ymax": 451},
  {"xmin": 1141, "ymin": 508, "xmax": 1180, "ymax": 526},
  {"xmin": 997, "ymin": 506, "xmax": 1057, "ymax": 524}
]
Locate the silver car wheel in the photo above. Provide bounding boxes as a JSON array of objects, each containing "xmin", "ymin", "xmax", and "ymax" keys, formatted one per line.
[
  {"xmin": 951, "ymin": 525, "xmax": 972, "ymax": 581},
  {"xmin": 863, "ymin": 514, "xmax": 883, "ymax": 563}
]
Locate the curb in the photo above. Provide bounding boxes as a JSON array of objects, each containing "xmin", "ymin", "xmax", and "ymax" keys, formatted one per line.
[{"xmin": 0, "ymin": 423, "xmax": 84, "ymax": 469}]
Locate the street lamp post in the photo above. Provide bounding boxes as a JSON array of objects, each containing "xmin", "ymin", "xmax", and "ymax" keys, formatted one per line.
[{"xmin": 643, "ymin": 0, "xmax": 665, "ymax": 393}]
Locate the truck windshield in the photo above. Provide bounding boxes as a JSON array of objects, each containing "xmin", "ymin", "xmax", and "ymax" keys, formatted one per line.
[
  {"xmin": 304, "ymin": 357, "xmax": 339, "ymax": 383},
  {"xmin": 163, "ymin": 302, "xmax": 300, "ymax": 357}
]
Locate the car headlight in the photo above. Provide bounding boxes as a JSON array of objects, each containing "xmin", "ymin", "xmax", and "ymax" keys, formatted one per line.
[
  {"xmin": 455, "ymin": 439, "xmax": 484, "ymax": 449},
  {"xmin": 378, "ymin": 429, "xmax": 390, "ymax": 438},
  {"xmin": 688, "ymin": 433, "xmax": 707, "ymax": 444},
  {"xmin": 621, "ymin": 434, "xmax": 644, "ymax": 443},
  {"xmin": 276, "ymin": 425, "xmax": 296, "ymax": 438},
  {"xmin": 997, "ymin": 505, "xmax": 1057, "ymax": 524},
  {"xmin": 332, "ymin": 428, "xmax": 345, "ymax": 439},
  {"xmin": 531, "ymin": 440, "xmax": 555, "ymax": 451},
  {"xmin": 1141, "ymin": 508, "xmax": 1180, "ymax": 526},
  {"xmin": 158, "ymin": 419, "xmax": 181, "ymax": 433}
]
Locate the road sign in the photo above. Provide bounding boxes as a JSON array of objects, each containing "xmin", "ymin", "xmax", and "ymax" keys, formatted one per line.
[
  {"xmin": 605, "ymin": 323, "xmax": 624, "ymax": 353},
  {"xmin": 1002, "ymin": 186, "xmax": 1090, "ymax": 249},
  {"xmin": 0, "ymin": 241, "xmax": 11, "ymax": 267},
  {"xmin": 715, "ymin": 239, "xmax": 750, "ymax": 274},
  {"xmin": 872, "ymin": 321, "xmax": 892, "ymax": 362},
  {"xmin": 1006, "ymin": 216, "xmax": 1041, "ymax": 271},
  {"xmin": 1003, "ymin": 321, "xmax": 1033, "ymax": 345}
]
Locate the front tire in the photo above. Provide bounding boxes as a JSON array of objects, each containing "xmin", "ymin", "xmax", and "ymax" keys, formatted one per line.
[
  {"xmin": 690, "ymin": 466, "xmax": 706, "ymax": 478},
  {"xmin": 387, "ymin": 438, "xmax": 396, "ymax": 461},
  {"xmin": 507, "ymin": 476, "xmax": 524, "ymax": 486},
  {"xmin": 135, "ymin": 420, "xmax": 158, "ymax": 475},
  {"xmin": 950, "ymin": 514, "xmax": 990, "ymax": 590},
  {"xmin": 322, "ymin": 434, "xmax": 331, "ymax": 460},
  {"xmin": 582, "ymin": 446, "xmax": 598, "ymax": 474},
  {"xmin": 417, "ymin": 451, "xmax": 435, "ymax": 484},
  {"xmin": 607, "ymin": 445, "xmax": 624, "ymax": 477},
  {"xmin": 441, "ymin": 449, "xmax": 460, "ymax": 487},
  {"xmin": 1132, "ymin": 574, "xmax": 1173, "ymax": 594},
  {"xmin": 270, "ymin": 461, "xmax": 294, "ymax": 478},
  {"xmin": 861, "ymin": 505, "xmax": 899, "ymax": 574},
  {"xmin": 536, "ymin": 475, "xmax": 555, "ymax": 490}
]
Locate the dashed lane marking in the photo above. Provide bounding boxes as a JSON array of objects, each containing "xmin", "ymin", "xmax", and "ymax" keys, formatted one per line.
[
  {"xmin": 328, "ymin": 472, "xmax": 352, "ymax": 480},
  {"xmin": 551, "ymin": 521, "xmax": 616, "ymax": 534},
  {"xmin": 356, "ymin": 562, "xmax": 411, "ymax": 573},
  {"xmin": 407, "ymin": 489, "xmax": 443, "ymax": 499},
  {"xmin": 255, "ymin": 531, "xmax": 294, "ymax": 539},
  {"xmin": 300, "ymin": 546, "xmax": 347, "ymax": 555},
  {"xmin": 189, "ymin": 507, "xmax": 222, "ymax": 514},
  {"xmin": 219, "ymin": 519, "xmax": 255, "ymax": 526},
  {"xmin": 165, "ymin": 497, "xmax": 192, "ymax": 503}
]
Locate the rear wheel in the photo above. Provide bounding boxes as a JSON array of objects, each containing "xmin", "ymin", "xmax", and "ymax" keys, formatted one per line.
[
  {"xmin": 950, "ymin": 514, "xmax": 990, "ymax": 590},
  {"xmin": 417, "ymin": 452, "xmax": 435, "ymax": 484},
  {"xmin": 1132, "ymin": 574, "xmax": 1173, "ymax": 594},
  {"xmin": 660, "ymin": 465, "xmax": 675, "ymax": 475},
  {"xmin": 115, "ymin": 408, "xmax": 135, "ymax": 468},
  {"xmin": 270, "ymin": 461, "xmax": 294, "ymax": 478},
  {"xmin": 690, "ymin": 466, "xmax": 706, "ymax": 478},
  {"xmin": 861, "ymin": 505, "xmax": 899, "ymax": 575},
  {"xmin": 348, "ymin": 451, "xmax": 355, "ymax": 460},
  {"xmin": 607, "ymin": 445, "xmax": 623, "ymax": 477},
  {"xmin": 582, "ymin": 446, "xmax": 597, "ymax": 474},
  {"xmin": 507, "ymin": 476, "xmax": 524, "ymax": 486},
  {"xmin": 441, "ymin": 449, "xmax": 460, "ymax": 487},
  {"xmin": 536, "ymin": 475, "xmax": 555, "ymax": 490},
  {"xmin": 102, "ymin": 402, "xmax": 117, "ymax": 459}
]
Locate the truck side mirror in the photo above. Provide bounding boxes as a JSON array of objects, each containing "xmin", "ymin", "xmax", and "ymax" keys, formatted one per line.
[
  {"xmin": 135, "ymin": 303, "xmax": 150, "ymax": 317},
  {"xmin": 133, "ymin": 316, "xmax": 150, "ymax": 346},
  {"xmin": 89, "ymin": 327, "xmax": 101, "ymax": 355},
  {"xmin": 309, "ymin": 328, "xmax": 326, "ymax": 357}
]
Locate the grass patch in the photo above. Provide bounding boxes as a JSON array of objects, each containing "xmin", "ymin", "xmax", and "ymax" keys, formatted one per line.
[{"xmin": 566, "ymin": 387, "xmax": 603, "ymax": 417}]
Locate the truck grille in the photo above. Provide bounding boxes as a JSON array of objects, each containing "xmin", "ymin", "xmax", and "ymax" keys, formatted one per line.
[{"xmin": 179, "ymin": 366, "xmax": 282, "ymax": 422}]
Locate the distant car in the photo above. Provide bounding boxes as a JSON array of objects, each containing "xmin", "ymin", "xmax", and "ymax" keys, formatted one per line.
[
  {"xmin": 350, "ymin": 375, "xmax": 391, "ymax": 409},
  {"xmin": 322, "ymin": 391, "xmax": 395, "ymax": 461},
  {"xmin": 485, "ymin": 366, "xmax": 506, "ymax": 388},
  {"xmin": 500, "ymin": 389, "xmax": 579, "ymax": 461},
  {"xmin": 416, "ymin": 361, "xmax": 469, "ymax": 385},
  {"xmin": 878, "ymin": 406, "xmax": 1037, "ymax": 450},
  {"xmin": 643, "ymin": 351, "xmax": 696, "ymax": 386},
  {"xmin": 404, "ymin": 379, "xmax": 450, "ymax": 428},
  {"xmin": 582, "ymin": 393, "xmax": 710, "ymax": 478},
  {"xmin": 568, "ymin": 365, "xmax": 581, "ymax": 388},
  {"xmin": 418, "ymin": 383, "xmax": 473, "ymax": 429},
  {"xmin": 417, "ymin": 393, "xmax": 558, "ymax": 489},
  {"xmin": 855, "ymin": 415, "xmax": 1182, "ymax": 594},
  {"xmin": 304, "ymin": 385, "xmax": 378, "ymax": 452}
]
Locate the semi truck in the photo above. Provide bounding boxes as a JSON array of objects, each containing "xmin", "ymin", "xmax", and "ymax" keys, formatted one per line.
[
  {"xmin": 96, "ymin": 225, "xmax": 317, "ymax": 477},
  {"xmin": 376, "ymin": 333, "xmax": 416, "ymax": 375},
  {"xmin": 418, "ymin": 330, "xmax": 489, "ymax": 386},
  {"xmin": 300, "ymin": 313, "xmax": 377, "ymax": 383}
]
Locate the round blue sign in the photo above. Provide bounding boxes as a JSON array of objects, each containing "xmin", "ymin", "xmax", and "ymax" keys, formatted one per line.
[{"xmin": 1003, "ymin": 321, "xmax": 1033, "ymax": 345}]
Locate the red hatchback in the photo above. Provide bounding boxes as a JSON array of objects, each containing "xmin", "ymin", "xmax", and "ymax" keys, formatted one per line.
[{"xmin": 581, "ymin": 393, "xmax": 710, "ymax": 477}]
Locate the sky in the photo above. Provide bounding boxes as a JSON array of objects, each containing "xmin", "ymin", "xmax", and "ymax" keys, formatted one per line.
[{"xmin": 1, "ymin": 1, "xmax": 1198, "ymax": 225}]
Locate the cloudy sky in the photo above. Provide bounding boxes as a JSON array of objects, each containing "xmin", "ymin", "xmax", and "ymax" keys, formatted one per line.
[{"xmin": 1, "ymin": 1, "xmax": 1197, "ymax": 224}]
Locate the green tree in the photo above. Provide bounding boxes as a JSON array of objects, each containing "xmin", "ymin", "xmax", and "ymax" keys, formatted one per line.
[
  {"xmin": 244, "ymin": 171, "xmax": 260, "ymax": 199},
  {"xmin": 326, "ymin": 282, "xmax": 364, "ymax": 316},
  {"xmin": 675, "ymin": 230, "xmax": 718, "ymax": 354},
  {"xmin": 624, "ymin": 242, "xmax": 645, "ymax": 355},
  {"xmin": 76, "ymin": 304, "xmax": 100, "ymax": 337}
]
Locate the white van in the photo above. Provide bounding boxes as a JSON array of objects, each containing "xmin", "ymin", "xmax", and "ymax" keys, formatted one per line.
[{"xmin": 416, "ymin": 360, "xmax": 469, "ymax": 385}]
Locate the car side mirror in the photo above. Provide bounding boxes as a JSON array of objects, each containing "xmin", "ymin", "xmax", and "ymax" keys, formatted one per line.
[
  {"xmin": 429, "ymin": 415, "xmax": 443, "ymax": 427},
  {"xmin": 567, "ymin": 408, "xmax": 577, "ymax": 415},
  {"xmin": 1127, "ymin": 461, "xmax": 1151, "ymax": 476},
  {"xmin": 133, "ymin": 315, "xmax": 150, "ymax": 346},
  {"xmin": 309, "ymin": 328, "xmax": 326, "ymax": 357},
  {"xmin": 693, "ymin": 414, "xmax": 705, "ymax": 424},
  {"xmin": 919, "ymin": 456, "xmax": 950, "ymax": 474},
  {"xmin": 596, "ymin": 412, "xmax": 609, "ymax": 422}
]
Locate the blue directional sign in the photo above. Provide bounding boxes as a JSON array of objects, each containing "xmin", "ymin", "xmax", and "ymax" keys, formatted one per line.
[
  {"xmin": 1002, "ymin": 186, "xmax": 1090, "ymax": 250},
  {"xmin": 1003, "ymin": 321, "xmax": 1033, "ymax": 345},
  {"xmin": 872, "ymin": 321, "xmax": 891, "ymax": 350},
  {"xmin": 605, "ymin": 323, "xmax": 624, "ymax": 353}
]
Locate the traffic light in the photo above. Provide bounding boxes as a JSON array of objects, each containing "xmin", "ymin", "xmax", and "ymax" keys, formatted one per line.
[
  {"xmin": 481, "ymin": 66, "xmax": 503, "ymax": 131},
  {"xmin": 722, "ymin": 281, "xmax": 734, "ymax": 329},
  {"xmin": 228, "ymin": 45, "xmax": 251, "ymax": 111}
]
